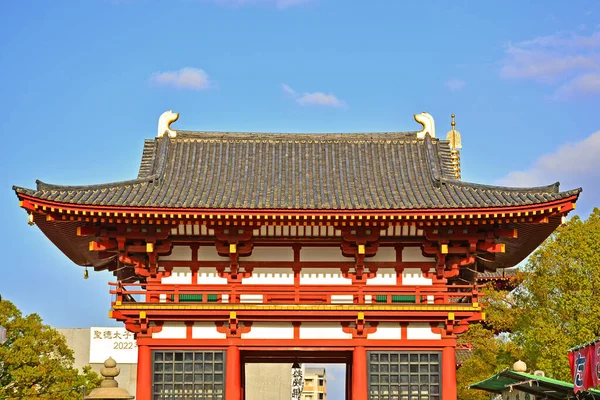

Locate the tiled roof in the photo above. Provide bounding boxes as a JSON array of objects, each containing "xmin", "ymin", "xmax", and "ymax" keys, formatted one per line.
[
  {"xmin": 455, "ymin": 348, "xmax": 473, "ymax": 365},
  {"xmin": 477, "ymin": 268, "xmax": 518, "ymax": 280},
  {"xmin": 14, "ymin": 131, "xmax": 580, "ymax": 210}
]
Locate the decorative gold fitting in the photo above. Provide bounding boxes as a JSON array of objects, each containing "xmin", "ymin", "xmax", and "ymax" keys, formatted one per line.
[
  {"xmin": 146, "ymin": 243, "xmax": 154, "ymax": 253},
  {"xmin": 358, "ymin": 244, "xmax": 365, "ymax": 255},
  {"xmin": 448, "ymin": 312, "xmax": 455, "ymax": 321},
  {"xmin": 84, "ymin": 268, "xmax": 89, "ymax": 280},
  {"xmin": 440, "ymin": 244, "xmax": 449, "ymax": 254},
  {"xmin": 230, "ymin": 244, "xmax": 237, "ymax": 254}
]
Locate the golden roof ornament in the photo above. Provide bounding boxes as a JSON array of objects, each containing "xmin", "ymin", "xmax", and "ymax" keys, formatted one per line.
[
  {"xmin": 446, "ymin": 114, "xmax": 462, "ymax": 150},
  {"xmin": 414, "ymin": 112, "xmax": 436, "ymax": 139},
  {"xmin": 157, "ymin": 110, "xmax": 179, "ymax": 138},
  {"xmin": 445, "ymin": 114, "xmax": 462, "ymax": 179}
]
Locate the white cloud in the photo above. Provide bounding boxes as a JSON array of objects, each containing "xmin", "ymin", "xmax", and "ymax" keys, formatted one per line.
[
  {"xmin": 446, "ymin": 78, "xmax": 466, "ymax": 91},
  {"xmin": 501, "ymin": 31, "xmax": 600, "ymax": 99},
  {"xmin": 555, "ymin": 72, "xmax": 600, "ymax": 98},
  {"xmin": 498, "ymin": 131, "xmax": 600, "ymax": 212},
  {"xmin": 297, "ymin": 92, "xmax": 345, "ymax": 107},
  {"xmin": 281, "ymin": 83, "xmax": 297, "ymax": 95},
  {"xmin": 282, "ymin": 83, "xmax": 346, "ymax": 107},
  {"xmin": 151, "ymin": 67, "xmax": 211, "ymax": 90}
]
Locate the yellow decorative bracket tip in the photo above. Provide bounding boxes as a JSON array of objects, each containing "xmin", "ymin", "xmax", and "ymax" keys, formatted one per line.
[
  {"xmin": 230, "ymin": 244, "xmax": 237, "ymax": 254},
  {"xmin": 358, "ymin": 312, "xmax": 365, "ymax": 320},
  {"xmin": 358, "ymin": 244, "xmax": 365, "ymax": 255},
  {"xmin": 448, "ymin": 312, "xmax": 455, "ymax": 321},
  {"xmin": 146, "ymin": 243, "xmax": 154, "ymax": 253},
  {"xmin": 440, "ymin": 244, "xmax": 448, "ymax": 254},
  {"xmin": 140, "ymin": 311, "xmax": 146, "ymax": 319},
  {"xmin": 229, "ymin": 311, "xmax": 237, "ymax": 319}
]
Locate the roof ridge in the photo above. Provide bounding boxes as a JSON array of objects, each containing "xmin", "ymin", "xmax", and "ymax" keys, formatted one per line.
[
  {"xmin": 175, "ymin": 130, "xmax": 423, "ymax": 141},
  {"xmin": 442, "ymin": 180, "xmax": 578, "ymax": 194}
]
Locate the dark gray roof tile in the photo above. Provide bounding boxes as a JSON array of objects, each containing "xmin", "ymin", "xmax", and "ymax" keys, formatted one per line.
[{"xmin": 14, "ymin": 131, "xmax": 581, "ymax": 210}]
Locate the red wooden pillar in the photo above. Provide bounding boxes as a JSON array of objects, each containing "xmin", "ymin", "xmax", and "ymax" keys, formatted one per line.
[
  {"xmin": 346, "ymin": 361, "xmax": 353, "ymax": 400},
  {"xmin": 136, "ymin": 344, "xmax": 152, "ymax": 400},
  {"xmin": 226, "ymin": 345, "xmax": 241, "ymax": 400},
  {"xmin": 441, "ymin": 346, "xmax": 457, "ymax": 400},
  {"xmin": 352, "ymin": 346, "xmax": 368, "ymax": 400}
]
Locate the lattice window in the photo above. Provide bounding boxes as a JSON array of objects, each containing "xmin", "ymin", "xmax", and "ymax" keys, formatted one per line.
[
  {"xmin": 152, "ymin": 350, "xmax": 225, "ymax": 400},
  {"xmin": 368, "ymin": 352, "xmax": 441, "ymax": 400}
]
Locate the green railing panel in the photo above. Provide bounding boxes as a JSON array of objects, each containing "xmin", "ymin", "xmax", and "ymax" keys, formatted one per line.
[
  {"xmin": 391, "ymin": 295, "xmax": 416, "ymax": 303},
  {"xmin": 179, "ymin": 294, "xmax": 204, "ymax": 302},
  {"xmin": 207, "ymin": 294, "xmax": 218, "ymax": 302},
  {"xmin": 375, "ymin": 295, "xmax": 388, "ymax": 303}
]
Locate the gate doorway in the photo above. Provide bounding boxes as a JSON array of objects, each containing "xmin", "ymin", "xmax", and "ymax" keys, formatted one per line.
[{"xmin": 241, "ymin": 350, "xmax": 351, "ymax": 400}]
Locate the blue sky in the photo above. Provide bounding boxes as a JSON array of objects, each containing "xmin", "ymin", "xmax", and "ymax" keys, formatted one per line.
[{"xmin": 1, "ymin": 1, "xmax": 599, "ymax": 397}]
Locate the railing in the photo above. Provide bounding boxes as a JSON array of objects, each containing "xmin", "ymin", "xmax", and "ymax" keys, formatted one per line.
[{"xmin": 110, "ymin": 282, "xmax": 479, "ymax": 306}]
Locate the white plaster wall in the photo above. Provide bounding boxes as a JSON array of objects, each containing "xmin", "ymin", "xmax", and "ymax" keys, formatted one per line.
[
  {"xmin": 300, "ymin": 247, "xmax": 348, "ymax": 262},
  {"xmin": 192, "ymin": 322, "xmax": 227, "ymax": 339},
  {"xmin": 160, "ymin": 245, "xmax": 192, "ymax": 261},
  {"xmin": 402, "ymin": 246, "xmax": 434, "ymax": 262},
  {"xmin": 402, "ymin": 268, "xmax": 433, "ymax": 286},
  {"xmin": 406, "ymin": 323, "xmax": 441, "ymax": 340},
  {"xmin": 152, "ymin": 322, "xmax": 187, "ymax": 339},
  {"xmin": 198, "ymin": 246, "xmax": 230, "ymax": 261},
  {"xmin": 299, "ymin": 323, "xmax": 351, "ymax": 339},
  {"xmin": 330, "ymin": 295, "xmax": 354, "ymax": 304},
  {"xmin": 365, "ymin": 247, "xmax": 396, "ymax": 262},
  {"xmin": 381, "ymin": 225, "xmax": 425, "ymax": 237},
  {"xmin": 197, "ymin": 268, "xmax": 228, "ymax": 284},
  {"xmin": 367, "ymin": 323, "xmax": 402, "ymax": 340},
  {"xmin": 242, "ymin": 268, "xmax": 294, "ymax": 285},
  {"xmin": 241, "ymin": 323, "xmax": 294, "ymax": 339},
  {"xmin": 240, "ymin": 294, "xmax": 263, "ymax": 303},
  {"xmin": 243, "ymin": 247, "xmax": 294, "ymax": 262},
  {"xmin": 366, "ymin": 268, "xmax": 396, "ymax": 285},
  {"xmin": 161, "ymin": 267, "xmax": 192, "ymax": 284},
  {"xmin": 300, "ymin": 268, "xmax": 352, "ymax": 285}
]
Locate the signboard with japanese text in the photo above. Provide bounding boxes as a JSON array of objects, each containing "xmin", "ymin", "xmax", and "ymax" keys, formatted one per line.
[
  {"xmin": 593, "ymin": 342, "xmax": 600, "ymax": 388},
  {"xmin": 89, "ymin": 327, "xmax": 137, "ymax": 364},
  {"xmin": 291, "ymin": 363, "xmax": 304, "ymax": 400},
  {"xmin": 569, "ymin": 346, "xmax": 593, "ymax": 392}
]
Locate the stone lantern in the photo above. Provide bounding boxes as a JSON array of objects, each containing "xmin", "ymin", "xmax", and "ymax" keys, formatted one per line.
[{"xmin": 85, "ymin": 357, "xmax": 134, "ymax": 399}]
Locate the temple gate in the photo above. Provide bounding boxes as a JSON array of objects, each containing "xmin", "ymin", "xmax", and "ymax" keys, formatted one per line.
[{"xmin": 14, "ymin": 111, "xmax": 580, "ymax": 399}]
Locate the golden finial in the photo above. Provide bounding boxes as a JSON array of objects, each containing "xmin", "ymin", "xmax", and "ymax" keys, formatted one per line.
[
  {"xmin": 446, "ymin": 114, "xmax": 462, "ymax": 150},
  {"xmin": 446, "ymin": 114, "xmax": 462, "ymax": 179}
]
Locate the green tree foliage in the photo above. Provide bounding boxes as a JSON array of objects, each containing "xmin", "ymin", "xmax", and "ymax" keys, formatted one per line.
[
  {"xmin": 458, "ymin": 208, "xmax": 600, "ymax": 398},
  {"xmin": 512, "ymin": 208, "xmax": 600, "ymax": 380},
  {"xmin": 0, "ymin": 299, "xmax": 101, "ymax": 399}
]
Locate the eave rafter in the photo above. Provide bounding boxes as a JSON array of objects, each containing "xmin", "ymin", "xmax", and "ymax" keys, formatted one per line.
[{"xmin": 17, "ymin": 194, "xmax": 578, "ymax": 228}]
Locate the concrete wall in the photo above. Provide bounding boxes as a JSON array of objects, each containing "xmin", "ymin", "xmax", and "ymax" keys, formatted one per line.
[
  {"xmin": 58, "ymin": 328, "xmax": 293, "ymax": 399},
  {"xmin": 245, "ymin": 364, "xmax": 292, "ymax": 400},
  {"xmin": 57, "ymin": 328, "xmax": 137, "ymax": 396}
]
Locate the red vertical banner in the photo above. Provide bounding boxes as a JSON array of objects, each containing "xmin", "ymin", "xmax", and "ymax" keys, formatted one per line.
[
  {"xmin": 593, "ymin": 342, "xmax": 600, "ymax": 389},
  {"xmin": 570, "ymin": 347, "xmax": 593, "ymax": 392}
]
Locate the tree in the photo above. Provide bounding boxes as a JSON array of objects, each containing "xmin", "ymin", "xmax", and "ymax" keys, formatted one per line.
[
  {"xmin": 457, "ymin": 208, "xmax": 600, "ymax": 398},
  {"xmin": 512, "ymin": 208, "xmax": 600, "ymax": 380},
  {"xmin": 0, "ymin": 299, "xmax": 101, "ymax": 399}
]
